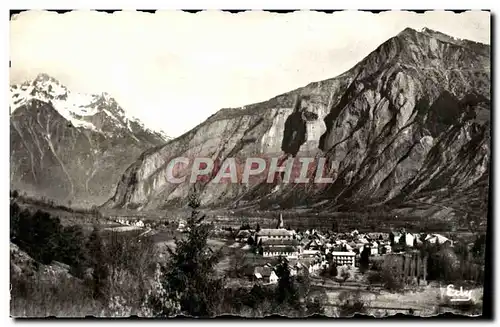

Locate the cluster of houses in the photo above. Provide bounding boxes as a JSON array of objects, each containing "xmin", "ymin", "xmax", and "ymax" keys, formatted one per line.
[
  {"xmin": 114, "ymin": 217, "xmax": 146, "ymax": 228},
  {"xmin": 234, "ymin": 214, "xmax": 454, "ymax": 284},
  {"xmin": 112, "ymin": 216, "xmax": 174, "ymax": 230},
  {"xmin": 249, "ymin": 260, "xmax": 333, "ymax": 285}
]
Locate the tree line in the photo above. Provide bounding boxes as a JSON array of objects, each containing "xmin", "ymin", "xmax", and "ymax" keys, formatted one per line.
[{"xmin": 10, "ymin": 194, "xmax": 327, "ymax": 317}]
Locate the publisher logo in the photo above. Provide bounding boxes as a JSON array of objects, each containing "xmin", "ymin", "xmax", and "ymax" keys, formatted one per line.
[{"xmin": 444, "ymin": 284, "xmax": 473, "ymax": 302}]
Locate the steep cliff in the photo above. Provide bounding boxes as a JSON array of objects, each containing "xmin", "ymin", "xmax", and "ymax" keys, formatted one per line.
[
  {"xmin": 10, "ymin": 75, "xmax": 169, "ymax": 206},
  {"xmin": 105, "ymin": 28, "xmax": 490, "ymax": 221}
]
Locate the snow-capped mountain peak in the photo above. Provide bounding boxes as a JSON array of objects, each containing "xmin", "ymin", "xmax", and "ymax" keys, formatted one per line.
[
  {"xmin": 10, "ymin": 74, "xmax": 171, "ymax": 206},
  {"xmin": 10, "ymin": 74, "xmax": 170, "ymax": 141}
]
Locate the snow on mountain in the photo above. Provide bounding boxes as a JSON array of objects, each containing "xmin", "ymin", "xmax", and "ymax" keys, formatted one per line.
[
  {"xmin": 10, "ymin": 74, "xmax": 171, "ymax": 207},
  {"xmin": 10, "ymin": 73, "xmax": 169, "ymax": 140}
]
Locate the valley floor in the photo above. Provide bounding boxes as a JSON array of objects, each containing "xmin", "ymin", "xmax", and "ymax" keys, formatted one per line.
[{"xmin": 10, "ymin": 200, "xmax": 485, "ymax": 318}]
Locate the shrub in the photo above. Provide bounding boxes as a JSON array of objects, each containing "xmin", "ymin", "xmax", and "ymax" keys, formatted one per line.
[
  {"xmin": 369, "ymin": 256, "xmax": 384, "ymax": 271},
  {"xmin": 57, "ymin": 225, "xmax": 87, "ymax": 275},
  {"xmin": 305, "ymin": 295, "xmax": 325, "ymax": 316},
  {"xmin": 471, "ymin": 234, "xmax": 486, "ymax": 263},
  {"xmin": 228, "ymin": 251, "xmax": 248, "ymax": 278},
  {"xmin": 367, "ymin": 271, "xmax": 384, "ymax": 285},
  {"xmin": 140, "ymin": 263, "xmax": 180, "ymax": 317},
  {"xmin": 10, "ymin": 269, "xmax": 100, "ymax": 317},
  {"xmin": 338, "ymin": 291, "xmax": 366, "ymax": 317},
  {"xmin": 320, "ymin": 261, "xmax": 337, "ymax": 278},
  {"xmin": 431, "ymin": 248, "xmax": 460, "ymax": 282},
  {"xmin": 336, "ymin": 266, "xmax": 352, "ymax": 286},
  {"xmin": 86, "ymin": 227, "xmax": 109, "ymax": 301},
  {"xmin": 380, "ymin": 255, "xmax": 405, "ymax": 292}
]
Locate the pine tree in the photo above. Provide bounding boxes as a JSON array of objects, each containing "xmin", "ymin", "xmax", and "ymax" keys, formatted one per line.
[
  {"xmin": 359, "ymin": 246, "xmax": 370, "ymax": 273},
  {"xmin": 161, "ymin": 191, "xmax": 223, "ymax": 317},
  {"xmin": 30, "ymin": 211, "xmax": 61, "ymax": 264},
  {"xmin": 275, "ymin": 256, "xmax": 299, "ymax": 307}
]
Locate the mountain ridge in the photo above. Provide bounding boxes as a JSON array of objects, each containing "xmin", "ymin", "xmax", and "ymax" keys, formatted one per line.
[
  {"xmin": 10, "ymin": 73, "xmax": 171, "ymax": 141},
  {"xmin": 208, "ymin": 27, "xmax": 488, "ymax": 121},
  {"xmin": 10, "ymin": 77, "xmax": 171, "ymax": 207},
  {"xmin": 103, "ymin": 27, "xmax": 490, "ymax": 223}
]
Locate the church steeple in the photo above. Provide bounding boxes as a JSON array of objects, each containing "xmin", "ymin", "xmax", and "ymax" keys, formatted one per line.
[{"xmin": 276, "ymin": 212, "xmax": 284, "ymax": 229}]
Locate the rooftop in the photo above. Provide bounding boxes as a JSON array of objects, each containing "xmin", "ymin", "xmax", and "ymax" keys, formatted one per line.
[
  {"xmin": 329, "ymin": 251, "xmax": 356, "ymax": 256},
  {"xmin": 254, "ymin": 266, "xmax": 274, "ymax": 277},
  {"xmin": 261, "ymin": 239, "xmax": 299, "ymax": 246},
  {"xmin": 236, "ymin": 229, "xmax": 252, "ymax": 237},
  {"xmin": 257, "ymin": 228, "xmax": 295, "ymax": 236},
  {"xmin": 425, "ymin": 233, "xmax": 452, "ymax": 244}
]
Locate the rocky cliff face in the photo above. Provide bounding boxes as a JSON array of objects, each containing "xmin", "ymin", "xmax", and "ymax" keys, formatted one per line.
[
  {"xmin": 10, "ymin": 75, "xmax": 169, "ymax": 206},
  {"xmin": 105, "ymin": 28, "xmax": 490, "ymax": 220}
]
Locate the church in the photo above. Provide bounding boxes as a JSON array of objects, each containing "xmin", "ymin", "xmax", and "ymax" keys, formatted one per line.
[
  {"xmin": 255, "ymin": 213, "xmax": 296, "ymax": 244},
  {"xmin": 256, "ymin": 214, "xmax": 299, "ymax": 258}
]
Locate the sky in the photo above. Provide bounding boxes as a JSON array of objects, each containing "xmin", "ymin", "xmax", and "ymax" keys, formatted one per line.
[{"xmin": 10, "ymin": 10, "xmax": 490, "ymax": 137}]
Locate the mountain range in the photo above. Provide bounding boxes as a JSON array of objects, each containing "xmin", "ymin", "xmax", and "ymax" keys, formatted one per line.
[
  {"xmin": 102, "ymin": 27, "xmax": 490, "ymax": 223},
  {"xmin": 10, "ymin": 74, "xmax": 170, "ymax": 206},
  {"xmin": 10, "ymin": 27, "xmax": 491, "ymax": 225}
]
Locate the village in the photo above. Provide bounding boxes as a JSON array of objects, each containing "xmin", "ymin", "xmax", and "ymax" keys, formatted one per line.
[
  {"xmin": 10, "ymin": 189, "xmax": 485, "ymax": 317},
  {"xmin": 228, "ymin": 213, "xmax": 454, "ymax": 286},
  {"xmin": 110, "ymin": 212, "xmax": 454, "ymax": 288}
]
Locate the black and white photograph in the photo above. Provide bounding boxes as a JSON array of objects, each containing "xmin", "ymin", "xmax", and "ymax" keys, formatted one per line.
[{"xmin": 8, "ymin": 9, "xmax": 492, "ymax": 319}]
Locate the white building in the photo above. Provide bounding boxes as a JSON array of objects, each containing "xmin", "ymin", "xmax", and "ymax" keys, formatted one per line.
[
  {"xmin": 256, "ymin": 229, "xmax": 295, "ymax": 243},
  {"xmin": 117, "ymin": 218, "xmax": 130, "ymax": 226},
  {"xmin": 177, "ymin": 220, "xmax": 187, "ymax": 231},
  {"xmin": 134, "ymin": 220, "xmax": 145, "ymax": 227},
  {"xmin": 404, "ymin": 233, "xmax": 415, "ymax": 247},
  {"xmin": 235, "ymin": 229, "xmax": 252, "ymax": 243},
  {"xmin": 268, "ymin": 271, "xmax": 279, "ymax": 284},
  {"xmin": 262, "ymin": 246, "xmax": 299, "ymax": 259},
  {"xmin": 254, "ymin": 266, "xmax": 279, "ymax": 284},
  {"xmin": 425, "ymin": 233, "xmax": 453, "ymax": 246},
  {"xmin": 329, "ymin": 251, "xmax": 356, "ymax": 267}
]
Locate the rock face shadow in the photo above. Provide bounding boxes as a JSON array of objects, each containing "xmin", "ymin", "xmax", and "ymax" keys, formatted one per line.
[
  {"xmin": 281, "ymin": 109, "xmax": 307, "ymax": 157},
  {"xmin": 281, "ymin": 96, "xmax": 321, "ymax": 157}
]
